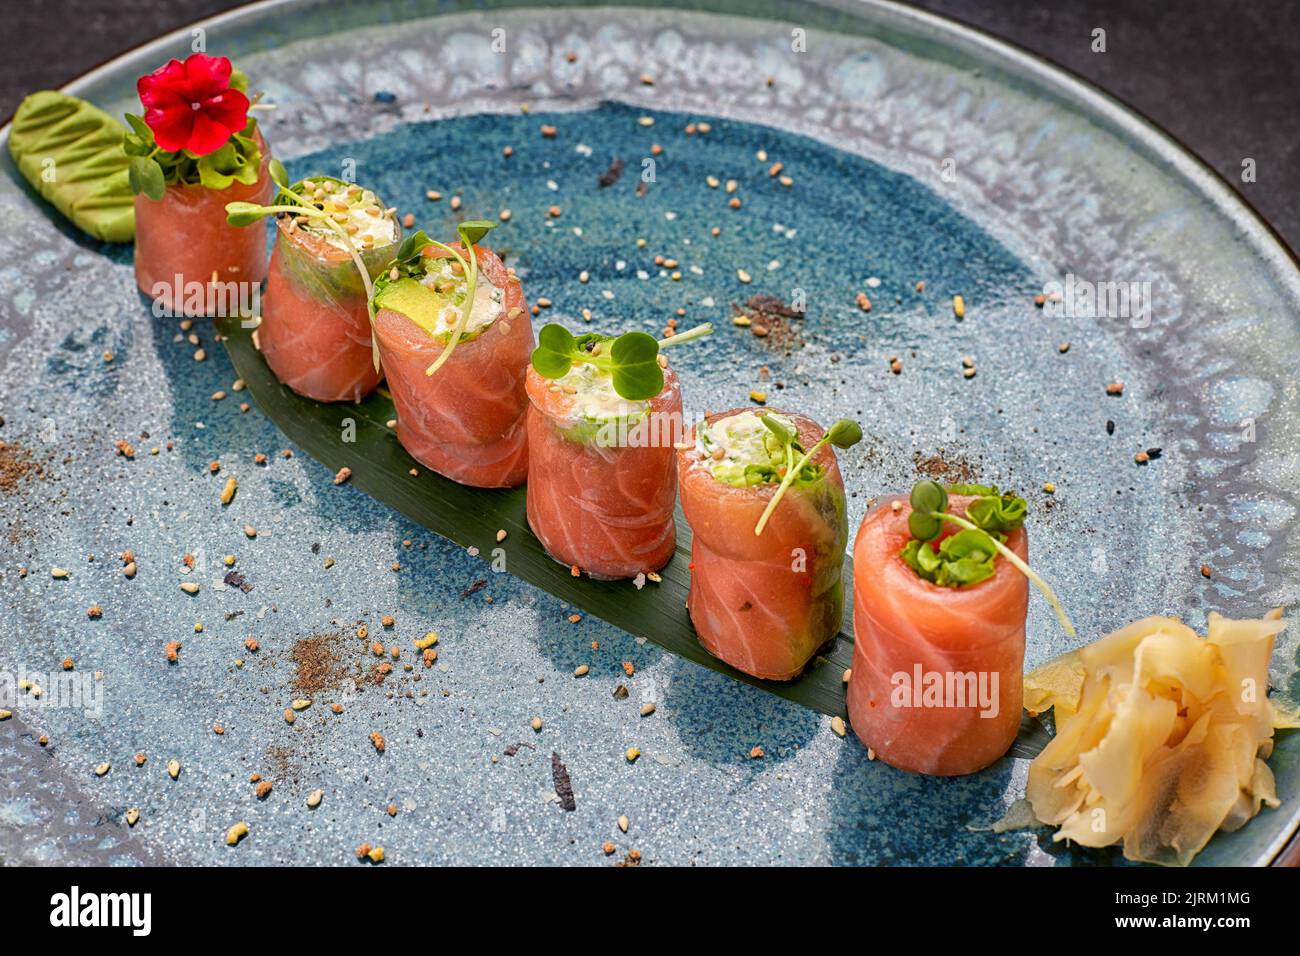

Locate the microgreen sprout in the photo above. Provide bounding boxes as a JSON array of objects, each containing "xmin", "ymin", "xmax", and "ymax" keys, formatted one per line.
[
  {"xmin": 902, "ymin": 479, "xmax": 1075, "ymax": 636},
  {"xmin": 753, "ymin": 416, "xmax": 862, "ymax": 536},
  {"xmin": 531, "ymin": 323, "xmax": 714, "ymax": 401},
  {"xmin": 366, "ymin": 221, "xmax": 498, "ymax": 376}
]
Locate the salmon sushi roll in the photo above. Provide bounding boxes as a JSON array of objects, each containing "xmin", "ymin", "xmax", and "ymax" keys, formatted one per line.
[
  {"xmin": 677, "ymin": 409, "xmax": 851, "ymax": 681},
  {"xmin": 257, "ymin": 176, "xmax": 400, "ymax": 402},
  {"xmin": 369, "ymin": 228, "xmax": 533, "ymax": 488},
  {"xmin": 525, "ymin": 361, "xmax": 683, "ymax": 580},
  {"xmin": 847, "ymin": 481, "xmax": 1073, "ymax": 775},
  {"xmin": 128, "ymin": 54, "xmax": 273, "ymax": 315},
  {"xmin": 134, "ymin": 151, "xmax": 273, "ymax": 314}
]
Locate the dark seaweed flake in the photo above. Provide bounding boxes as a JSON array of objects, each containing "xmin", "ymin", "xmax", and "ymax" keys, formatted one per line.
[{"xmin": 551, "ymin": 752, "xmax": 576, "ymax": 811}]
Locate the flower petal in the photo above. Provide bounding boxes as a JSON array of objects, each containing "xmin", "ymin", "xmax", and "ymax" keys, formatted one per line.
[
  {"xmin": 145, "ymin": 106, "xmax": 194, "ymax": 153},
  {"xmin": 186, "ymin": 111, "xmax": 236, "ymax": 157},
  {"xmin": 137, "ymin": 58, "xmax": 189, "ymax": 110},
  {"xmin": 200, "ymin": 89, "xmax": 250, "ymax": 136},
  {"xmin": 184, "ymin": 53, "xmax": 233, "ymax": 100}
]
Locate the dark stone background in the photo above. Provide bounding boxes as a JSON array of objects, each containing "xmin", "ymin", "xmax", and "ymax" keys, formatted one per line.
[{"xmin": 1, "ymin": 0, "xmax": 1296, "ymax": 251}]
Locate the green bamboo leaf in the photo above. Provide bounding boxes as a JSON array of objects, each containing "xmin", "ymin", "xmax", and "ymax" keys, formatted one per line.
[{"xmin": 215, "ymin": 315, "xmax": 853, "ymax": 716}]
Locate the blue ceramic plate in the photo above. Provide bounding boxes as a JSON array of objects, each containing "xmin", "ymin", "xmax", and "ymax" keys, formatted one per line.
[{"xmin": 1, "ymin": 0, "xmax": 1297, "ymax": 866}]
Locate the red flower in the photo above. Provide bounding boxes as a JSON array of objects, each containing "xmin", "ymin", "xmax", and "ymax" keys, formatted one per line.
[{"xmin": 137, "ymin": 53, "xmax": 249, "ymax": 155}]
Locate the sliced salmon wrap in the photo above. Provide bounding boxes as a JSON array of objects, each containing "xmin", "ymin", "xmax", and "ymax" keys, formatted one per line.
[
  {"xmin": 847, "ymin": 494, "xmax": 1028, "ymax": 776},
  {"xmin": 258, "ymin": 176, "xmax": 400, "ymax": 402},
  {"xmin": 371, "ymin": 239, "xmax": 533, "ymax": 488},
  {"xmin": 134, "ymin": 132, "xmax": 273, "ymax": 315},
  {"xmin": 677, "ymin": 409, "xmax": 847, "ymax": 681},
  {"xmin": 525, "ymin": 362, "xmax": 682, "ymax": 580}
]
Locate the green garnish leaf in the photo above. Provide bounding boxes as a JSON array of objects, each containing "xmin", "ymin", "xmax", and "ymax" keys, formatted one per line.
[
  {"xmin": 901, "ymin": 539, "xmax": 942, "ymax": 577},
  {"xmin": 457, "ymin": 219, "xmax": 496, "ymax": 246},
  {"xmin": 826, "ymin": 419, "xmax": 863, "ymax": 449},
  {"xmin": 907, "ymin": 479, "xmax": 947, "ymax": 541},
  {"xmin": 759, "ymin": 412, "xmax": 796, "ymax": 447},
  {"xmin": 907, "ymin": 510, "xmax": 942, "ymax": 542},
  {"xmin": 532, "ymin": 324, "xmax": 577, "ymax": 379},
  {"xmin": 530, "ymin": 324, "xmax": 689, "ymax": 401},
  {"xmin": 937, "ymin": 529, "xmax": 998, "ymax": 585},
  {"xmin": 900, "ymin": 528, "xmax": 997, "ymax": 586},
  {"xmin": 395, "ymin": 230, "xmax": 431, "ymax": 264},
  {"xmin": 269, "ymin": 158, "xmax": 289, "ymax": 189},
  {"xmin": 609, "ymin": 331, "xmax": 665, "ymax": 401},
  {"xmin": 966, "ymin": 493, "xmax": 1027, "ymax": 535},
  {"xmin": 223, "ymin": 200, "xmax": 269, "ymax": 227},
  {"xmin": 898, "ymin": 478, "xmax": 1075, "ymax": 635},
  {"xmin": 743, "ymin": 463, "xmax": 780, "ymax": 485},
  {"xmin": 754, "ymin": 415, "xmax": 860, "ymax": 536},
  {"xmin": 911, "ymin": 479, "xmax": 948, "ymax": 515},
  {"xmin": 195, "ymin": 141, "xmax": 261, "ymax": 190},
  {"xmin": 947, "ymin": 483, "xmax": 999, "ymax": 496},
  {"xmin": 129, "ymin": 155, "xmax": 165, "ymax": 201},
  {"xmin": 124, "ymin": 112, "xmax": 152, "ymax": 142}
]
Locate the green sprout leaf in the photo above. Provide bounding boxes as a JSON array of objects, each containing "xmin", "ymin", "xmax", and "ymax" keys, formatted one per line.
[
  {"xmin": 826, "ymin": 419, "xmax": 863, "ymax": 449},
  {"xmin": 530, "ymin": 322, "xmax": 710, "ymax": 400},
  {"xmin": 532, "ymin": 324, "xmax": 577, "ymax": 379},
  {"xmin": 269, "ymin": 158, "xmax": 289, "ymax": 189},
  {"xmin": 907, "ymin": 479, "xmax": 947, "ymax": 541},
  {"xmin": 755, "ymin": 416, "xmax": 860, "ymax": 536},
  {"xmin": 899, "ymin": 478, "xmax": 1075, "ymax": 635},
  {"xmin": 224, "ymin": 201, "xmax": 270, "ymax": 227},
  {"xmin": 457, "ymin": 219, "xmax": 496, "ymax": 246},
  {"xmin": 395, "ymin": 230, "xmax": 431, "ymax": 264},
  {"xmin": 759, "ymin": 412, "xmax": 796, "ymax": 447},
  {"xmin": 609, "ymin": 331, "xmax": 664, "ymax": 401}
]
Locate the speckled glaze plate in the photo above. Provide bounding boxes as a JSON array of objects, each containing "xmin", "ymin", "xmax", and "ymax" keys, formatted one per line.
[{"xmin": 1, "ymin": 0, "xmax": 1298, "ymax": 867}]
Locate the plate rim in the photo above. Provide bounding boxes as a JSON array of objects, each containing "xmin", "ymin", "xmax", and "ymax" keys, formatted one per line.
[
  {"xmin": 4, "ymin": 0, "xmax": 1296, "ymax": 279},
  {"xmin": 2, "ymin": 0, "xmax": 1297, "ymax": 867}
]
